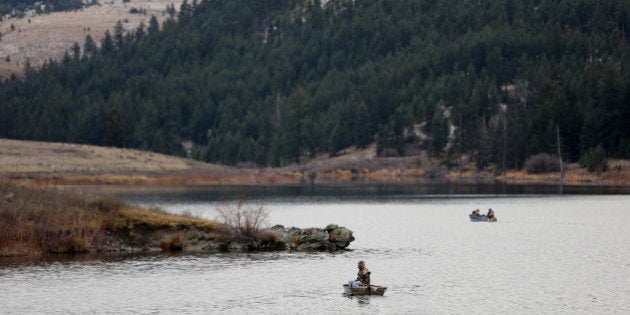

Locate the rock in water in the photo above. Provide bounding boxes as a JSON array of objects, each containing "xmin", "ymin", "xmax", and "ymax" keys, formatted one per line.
[
  {"xmin": 328, "ymin": 226, "xmax": 355, "ymax": 249},
  {"xmin": 270, "ymin": 224, "xmax": 355, "ymax": 251}
]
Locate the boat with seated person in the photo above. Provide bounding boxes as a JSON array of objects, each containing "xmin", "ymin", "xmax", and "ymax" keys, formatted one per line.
[
  {"xmin": 469, "ymin": 208, "xmax": 497, "ymax": 222},
  {"xmin": 469, "ymin": 214, "xmax": 497, "ymax": 222},
  {"xmin": 342, "ymin": 284, "xmax": 387, "ymax": 296}
]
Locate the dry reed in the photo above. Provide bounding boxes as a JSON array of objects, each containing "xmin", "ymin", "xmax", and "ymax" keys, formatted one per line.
[
  {"xmin": 0, "ymin": 179, "xmax": 102, "ymax": 256},
  {"xmin": 0, "ymin": 178, "xmax": 221, "ymax": 257}
]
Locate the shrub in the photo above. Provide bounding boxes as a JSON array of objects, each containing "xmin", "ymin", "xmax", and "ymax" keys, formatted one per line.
[
  {"xmin": 258, "ymin": 230, "xmax": 280, "ymax": 243},
  {"xmin": 46, "ymin": 234, "xmax": 92, "ymax": 254},
  {"xmin": 160, "ymin": 234, "xmax": 183, "ymax": 252},
  {"xmin": 579, "ymin": 144, "xmax": 608, "ymax": 173},
  {"xmin": 0, "ymin": 180, "xmax": 103, "ymax": 256},
  {"xmin": 87, "ymin": 196, "xmax": 125, "ymax": 213},
  {"xmin": 617, "ymin": 138, "xmax": 630, "ymax": 158},
  {"xmin": 524, "ymin": 153, "xmax": 561, "ymax": 174},
  {"xmin": 216, "ymin": 200, "xmax": 269, "ymax": 243},
  {"xmin": 1, "ymin": 180, "xmax": 222, "ymax": 257}
]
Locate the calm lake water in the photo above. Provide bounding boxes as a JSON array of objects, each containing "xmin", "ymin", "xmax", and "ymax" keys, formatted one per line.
[{"xmin": 2, "ymin": 184, "xmax": 630, "ymax": 314}]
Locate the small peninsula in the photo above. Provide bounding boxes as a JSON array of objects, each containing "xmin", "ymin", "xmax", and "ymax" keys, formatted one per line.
[{"xmin": 0, "ymin": 180, "xmax": 354, "ymax": 258}]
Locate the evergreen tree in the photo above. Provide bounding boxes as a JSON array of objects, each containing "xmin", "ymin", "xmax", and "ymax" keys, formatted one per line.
[
  {"xmin": 429, "ymin": 110, "xmax": 448, "ymax": 157},
  {"xmin": 148, "ymin": 15, "xmax": 159, "ymax": 34},
  {"xmin": 100, "ymin": 30, "xmax": 114, "ymax": 55},
  {"xmin": 103, "ymin": 109, "xmax": 127, "ymax": 147},
  {"xmin": 83, "ymin": 35, "xmax": 96, "ymax": 55},
  {"xmin": 71, "ymin": 42, "xmax": 81, "ymax": 61},
  {"xmin": 579, "ymin": 143, "xmax": 608, "ymax": 173},
  {"xmin": 353, "ymin": 102, "xmax": 372, "ymax": 148},
  {"xmin": 0, "ymin": 0, "xmax": 629, "ymax": 168}
]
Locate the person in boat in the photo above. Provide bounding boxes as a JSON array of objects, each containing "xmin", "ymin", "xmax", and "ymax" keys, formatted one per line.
[
  {"xmin": 471, "ymin": 209, "xmax": 481, "ymax": 216},
  {"xmin": 348, "ymin": 260, "xmax": 371, "ymax": 287},
  {"xmin": 356, "ymin": 260, "xmax": 370, "ymax": 286},
  {"xmin": 487, "ymin": 208, "xmax": 495, "ymax": 220}
]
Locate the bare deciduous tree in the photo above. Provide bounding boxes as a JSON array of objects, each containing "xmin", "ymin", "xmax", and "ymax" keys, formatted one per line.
[{"xmin": 216, "ymin": 199, "xmax": 269, "ymax": 242}]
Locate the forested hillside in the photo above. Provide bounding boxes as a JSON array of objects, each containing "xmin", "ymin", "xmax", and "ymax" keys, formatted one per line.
[
  {"xmin": 0, "ymin": 0, "xmax": 84, "ymax": 16},
  {"xmin": 1, "ymin": 0, "xmax": 629, "ymax": 170}
]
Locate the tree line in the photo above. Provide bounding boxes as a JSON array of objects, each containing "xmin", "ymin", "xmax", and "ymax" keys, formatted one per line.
[
  {"xmin": 1, "ymin": 0, "xmax": 629, "ymax": 170},
  {"xmin": 0, "ymin": 0, "xmax": 84, "ymax": 16}
]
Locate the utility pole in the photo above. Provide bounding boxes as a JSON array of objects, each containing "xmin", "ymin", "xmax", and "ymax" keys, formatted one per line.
[
  {"xmin": 502, "ymin": 105, "xmax": 507, "ymax": 176},
  {"xmin": 556, "ymin": 125, "xmax": 564, "ymax": 184},
  {"xmin": 458, "ymin": 113, "xmax": 462, "ymax": 179}
]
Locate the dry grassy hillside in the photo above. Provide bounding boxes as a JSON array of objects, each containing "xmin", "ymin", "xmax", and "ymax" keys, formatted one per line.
[
  {"xmin": 1, "ymin": 138, "xmax": 629, "ymax": 186},
  {"xmin": 0, "ymin": 138, "xmax": 205, "ymax": 173},
  {"xmin": 0, "ymin": 0, "xmax": 182, "ymax": 78},
  {"xmin": 0, "ymin": 138, "xmax": 260, "ymax": 184}
]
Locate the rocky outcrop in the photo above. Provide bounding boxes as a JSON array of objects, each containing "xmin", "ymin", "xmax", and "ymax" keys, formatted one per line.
[
  {"xmin": 270, "ymin": 224, "xmax": 355, "ymax": 251},
  {"xmin": 101, "ymin": 224, "xmax": 355, "ymax": 254}
]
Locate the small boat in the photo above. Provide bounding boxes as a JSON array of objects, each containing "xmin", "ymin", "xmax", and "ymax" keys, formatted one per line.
[
  {"xmin": 469, "ymin": 214, "xmax": 497, "ymax": 222},
  {"xmin": 342, "ymin": 284, "xmax": 387, "ymax": 296}
]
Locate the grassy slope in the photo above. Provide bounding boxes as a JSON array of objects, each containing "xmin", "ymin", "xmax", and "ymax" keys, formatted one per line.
[
  {"xmin": 0, "ymin": 138, "xmax": 259, "ymax": 184},
  {"xmin": 1, "ymin": 2, "xmax": 628, "ymax": 187},
  {"xmin": 0, "ymin": 0, "xmax": 183, "ymax": 79},
  {"xmin": 2, "ymin": 138, "xmax": 629, "ymax": 186}
]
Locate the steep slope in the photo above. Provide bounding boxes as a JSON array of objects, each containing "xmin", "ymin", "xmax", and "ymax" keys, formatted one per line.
[
  {"xmin": 0, "ymin": 0, "xmax": 182, "ymax": 78},
  {"xmin": 1, "ymin": 0, "xmax": 629, "ymax": 171}
]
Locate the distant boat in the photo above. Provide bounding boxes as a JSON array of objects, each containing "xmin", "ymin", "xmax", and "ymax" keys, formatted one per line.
[
  {"xmin": 469, "ymin": 214, "xmax": 497, "ymax": 222},
  {"xmin": 342, "ymin": 284, "xmax": 387, "ymax": 296}
]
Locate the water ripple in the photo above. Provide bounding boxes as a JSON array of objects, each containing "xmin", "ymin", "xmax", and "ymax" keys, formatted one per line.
[{"xmin": 2, "ymin": 195, "xmax": 630, "ymax": 313}]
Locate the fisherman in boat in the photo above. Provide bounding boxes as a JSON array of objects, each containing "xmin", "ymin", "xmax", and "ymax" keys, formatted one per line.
[
  {"xmin": 348, "ymin": 260, "xmax": 370, "ymax": 287},
  {"xmin": 471, "ymin": 209, "xmax": 481, "ymax": 216},
  {"xmin": 356, "ymin": 260, "xmax": 370, "ymax": 286},
  {"xmin": 487, "ymin": 208, "xmax": 495, "ymax": 220}
]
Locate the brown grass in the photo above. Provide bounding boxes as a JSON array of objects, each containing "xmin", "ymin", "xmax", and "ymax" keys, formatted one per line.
[
  {"xmin": 0, "ymin": 138, "xmax": 251, "ymax": 185},
  {"xmin": 0, "ymin": 0, "xmax": 183, "ymax": 78},
  {"xmin": 160, "ymin": 234, "xmax": 183, "ymax": 252},
  {"xmin": 0, "ymin": 178, "xmax": 220, "ymax": 257},
  {"xmin": 2, "ymin": 138, "xmax": 630, "ymax": 186},
  {"xmin": 0, "ymin": 178, "xmax": 102, "ymax": 256},
  {"xmin": 107, "ymin": 207, "xmax": 219, "ymax": 231},
  {"xmin": 0, "ymin": 138, "xmax": 202, "ymax": 174}
]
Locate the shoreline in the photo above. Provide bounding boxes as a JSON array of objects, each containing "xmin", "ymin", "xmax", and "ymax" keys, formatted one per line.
[
  {"xmin": 0, "ymin": 180, "xmax": 355, "ymax": 258},
  {"xmin": 3, "ymin": 167, "xmax": 625, "ymax": 188},
  {"xmin": 1, "ymin": 138, "xmax": 629, "ymax": 188}
]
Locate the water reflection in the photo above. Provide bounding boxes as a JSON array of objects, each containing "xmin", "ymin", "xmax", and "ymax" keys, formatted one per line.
[
  {"xmin": 72, "ymin": 182, "xmax": 630, "ymax": 205},
  {"xmin": 3, "ymin": 192, "xmax": 630, "ymax": 313},
  {"xmin": 0, "ymin": 252, "xmax": 142, "ymax": 270},
  {"xmin": 344, "ymin": 294, "xmax": 373, "ymax": 306}
]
